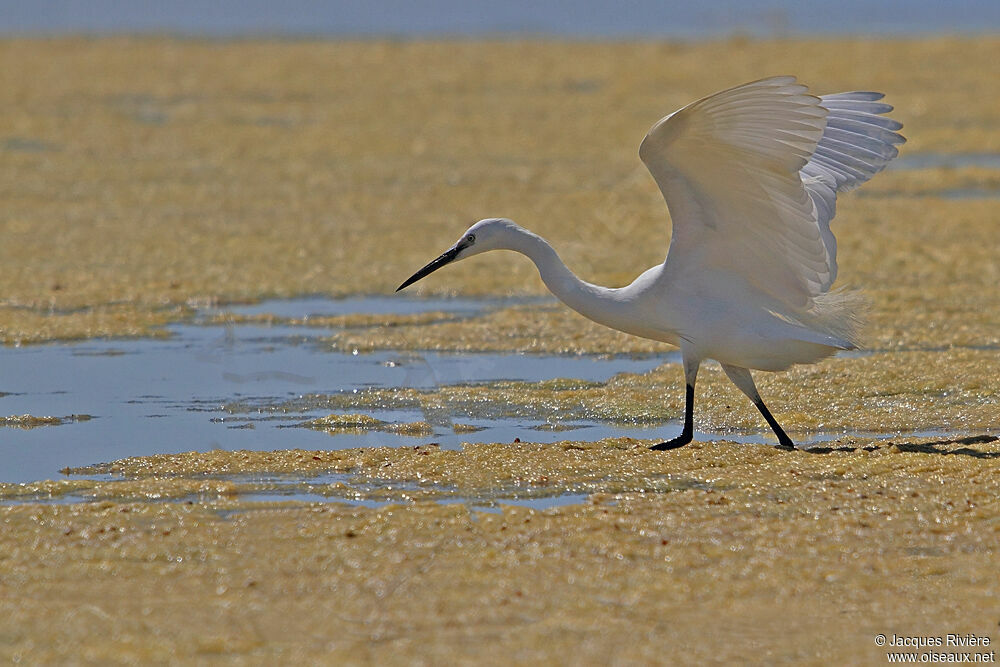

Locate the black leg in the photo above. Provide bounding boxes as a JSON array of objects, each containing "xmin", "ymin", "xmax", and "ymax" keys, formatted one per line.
[
  {"xmin": 753, "ymin": 398, "xmax": 795, "ymax": 450},
  {"xmin": 720, "ymin": 363, "xmax": 796, "ymax": 452},
  {"xmin": 651, "ymin": 383, "xmax": 694, "ymax": 451}
]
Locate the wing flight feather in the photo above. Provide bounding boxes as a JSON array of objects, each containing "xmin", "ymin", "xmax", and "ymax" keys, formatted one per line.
[{"xmin": 639, "ymin": 76, "xmax": 904, "ymax": 315}]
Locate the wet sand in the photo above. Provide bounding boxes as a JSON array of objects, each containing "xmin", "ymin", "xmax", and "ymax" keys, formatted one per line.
[
  {"xmin": 3, "ymin": 438, "xmax": 999, "ymax": 663},
  {"xmin": 2, "ymin": 37, "xmax": 999, "ymax": 663}
]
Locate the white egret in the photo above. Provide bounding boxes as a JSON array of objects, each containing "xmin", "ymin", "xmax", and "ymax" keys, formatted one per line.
[{"xmin": 398, "ymin": 76, "xmax": 905, "ymax": 450}]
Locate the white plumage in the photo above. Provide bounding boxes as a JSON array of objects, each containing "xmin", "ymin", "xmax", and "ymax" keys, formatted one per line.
[{"xmin": 398, "ymin": 76, "xmax": 905, "ymax": 450}]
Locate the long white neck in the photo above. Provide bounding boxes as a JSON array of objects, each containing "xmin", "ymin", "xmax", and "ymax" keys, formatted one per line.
[{"xmin": 506, "ymin": 226, "xmax": 632, "ymax": 329}]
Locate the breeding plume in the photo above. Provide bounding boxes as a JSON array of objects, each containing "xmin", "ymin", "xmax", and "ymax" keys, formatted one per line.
[{"xmin": 398, "ymin": 77, "xmax": 904, "ymax": 450}]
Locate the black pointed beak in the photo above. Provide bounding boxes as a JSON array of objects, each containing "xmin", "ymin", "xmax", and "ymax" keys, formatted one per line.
[{"xmin": 396, "ymin": 244, "xmax": 463, "ymax": 292}]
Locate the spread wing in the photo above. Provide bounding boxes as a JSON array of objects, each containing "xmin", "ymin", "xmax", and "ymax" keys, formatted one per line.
[{"xmin": 639, "ymin": 76, "xmax": 904, "ymax": 314}]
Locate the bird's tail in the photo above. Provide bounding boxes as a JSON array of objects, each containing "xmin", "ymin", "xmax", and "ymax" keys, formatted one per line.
[{"xmin": 802, "ymin": 288, "xmax": 869, "ymax": 350}]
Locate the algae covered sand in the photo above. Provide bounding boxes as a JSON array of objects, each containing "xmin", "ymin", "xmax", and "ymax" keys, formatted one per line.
[
  {"xmin": 2, "ymin": 438, "xmax": 999, "ymax": 663},
  {"xmin": 221, "ymin": 347, "xmax": 999, "ymax": 435},
  {"xmin": 5, "ymin": 37, "xmax": 996, "ymax": 430},
  {"xmin": 2, "ymin": 37, "xmax": 1000, "ymax": 344},
  {"xmin": 2, "ymin": 35, "xmax": 1000, "ymax": 664}
]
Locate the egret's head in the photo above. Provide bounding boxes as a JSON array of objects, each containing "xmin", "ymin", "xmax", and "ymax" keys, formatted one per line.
[{"xmin": 396, "ymin": 218, "xmax": 517, "ymax": 291}]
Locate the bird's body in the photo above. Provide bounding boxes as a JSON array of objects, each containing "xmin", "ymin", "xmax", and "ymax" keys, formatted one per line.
[
  {"xmin": 466, "ymin": 222, "xmax": 842, "ymax": 370},
  {"xmin": 398, "ymin": 76, "xmax": 904, "ymax": 449}
]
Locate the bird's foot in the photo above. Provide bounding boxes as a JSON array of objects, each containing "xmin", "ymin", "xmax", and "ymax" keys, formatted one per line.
[
  {"xmin": 774, "ymin": 434, "xmax": 796, "ymax": 451},
  {"xmin": 650, "ymin": 434, "xmax": 692, "ymax": 451}
]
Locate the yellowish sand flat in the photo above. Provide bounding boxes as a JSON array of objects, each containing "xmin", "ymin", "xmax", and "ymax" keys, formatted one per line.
[
  {"xmin": 2, "ymin": 438, "xmax": 999, "ymax": 663},
  {"xmin": 2, "ymin": 37, "xmax": 999, "ymax": 336},
  {"xmin": 1, "ymin": 37, "xmax": 999, "ymax": 663}
]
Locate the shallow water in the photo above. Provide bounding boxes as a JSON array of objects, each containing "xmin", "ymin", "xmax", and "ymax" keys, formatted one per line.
[
  {"xmin": 0, "ymin": 296, "xmax": 971, "ymax": 490},
  {"xmin": 1, "ymin": 297, "xmax": 675, "ymax": 484},
  {"xmin": 7, "ymin": 1, "xmax": 1000, "ymax": 38},
  {"xmin": 891, "ymin": 152, "xmax": 1000, "ymax": 170}
]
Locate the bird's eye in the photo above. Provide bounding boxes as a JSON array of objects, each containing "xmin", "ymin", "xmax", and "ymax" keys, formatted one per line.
[{"xmin": 466, "ymin": 234, "xmax": 476, "ymax": 243}]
